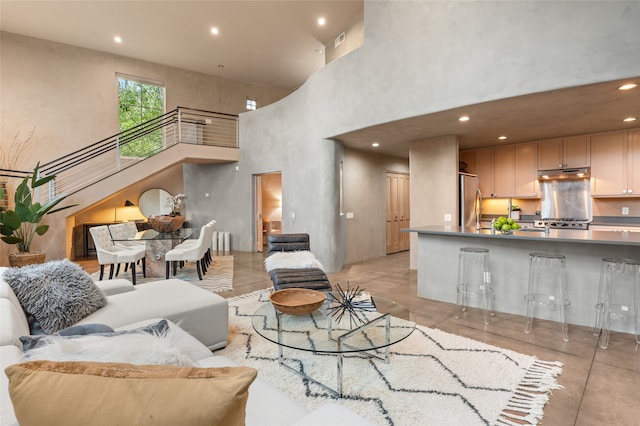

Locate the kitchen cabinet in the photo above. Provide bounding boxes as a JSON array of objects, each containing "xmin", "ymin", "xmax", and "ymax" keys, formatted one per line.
[
  {"xmin": 514, "ymin": 142, "xmax": 539, "ymax": 197},
  {"xmin": 591, "ymin": 130, "xmax": 640, "ymax": 197},
  {"xmin": 467, "ymin": 147, "xmax": 514, "ymax": 198},
  {"xmin": 474, "ymin": 148, "xmax": 494, "ymax": 197},
  {"xmin": 538, "ymin": 136, "xmax": 590, "ymax": 169},
  {"xmin": 493, "ymin": 146, "xmax": 515, "ymax": 197}
]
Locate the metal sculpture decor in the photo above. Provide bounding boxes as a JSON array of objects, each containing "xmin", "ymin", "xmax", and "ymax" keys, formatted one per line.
[{"xmin": 326, "ymin": 283, "xmax": 376, "ymax": 328}]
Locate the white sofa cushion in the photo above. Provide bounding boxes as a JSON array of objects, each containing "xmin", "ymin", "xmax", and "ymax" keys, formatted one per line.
[
  {"xmin": 0, "ymin": 345, "xmax": 22, "ymax": 426},
  {"xmin": 0, "ymin": 298, "xmax": 30, "ymax": 347},
  {"xmin": 94, "ymin": 278, "xmax": 135, "ymax": 296},
  {"xmin": 197, "ymin": 355, "xmax": 310, "ymax": 426},
  {"xmin": 76, "ymin": 279, "xmax": 229, "ymax": 349}
]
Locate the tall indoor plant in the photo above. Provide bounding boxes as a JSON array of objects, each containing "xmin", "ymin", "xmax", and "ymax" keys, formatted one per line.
[{"xmin": 0, "ymin": 163, "xmax": 76, "ymax": 266}]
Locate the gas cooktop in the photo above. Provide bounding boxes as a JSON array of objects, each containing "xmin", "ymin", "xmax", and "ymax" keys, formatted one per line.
[{"xmin": 534, "ymin": 220, "xmax": 590, "ymax": 230}]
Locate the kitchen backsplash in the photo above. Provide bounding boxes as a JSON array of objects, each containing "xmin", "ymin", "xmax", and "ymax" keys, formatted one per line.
[{"xmin": 481, "ymin": 197, "xmax": 640, "ymax": 222}]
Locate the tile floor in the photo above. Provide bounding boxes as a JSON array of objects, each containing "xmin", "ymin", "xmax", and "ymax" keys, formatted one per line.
[{"xmin": 79, "ymin": 250, "xmax": 640, "ymax": 425}]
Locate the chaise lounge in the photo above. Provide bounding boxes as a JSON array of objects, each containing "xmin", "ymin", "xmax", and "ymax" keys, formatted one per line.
[{"xmin": 265, "ymin": 233, "xmax": 332, "ymax": 292}]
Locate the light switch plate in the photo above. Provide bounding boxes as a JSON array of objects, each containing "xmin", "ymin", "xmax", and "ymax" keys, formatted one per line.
[
  {"xmin": 346, "ymin": 212, "xmax": 354, "ymax": 219},
  {"xmin": 622, "ymin": 207, "xmax": 629, "ymax": 215},
  {"xmin": 444, "ymin": 213, "xmax": 452, "ymax": 222}
]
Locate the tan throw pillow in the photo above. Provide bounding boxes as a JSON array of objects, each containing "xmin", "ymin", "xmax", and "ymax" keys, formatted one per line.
[{"xmin": 6, "ymin": 361, "xmax": 257, "ymax": 426}]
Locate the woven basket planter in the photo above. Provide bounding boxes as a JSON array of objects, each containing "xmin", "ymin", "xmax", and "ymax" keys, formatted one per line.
[{"xmin": 9, "ymin": 250, "xmax": 46, "ymax": 267}]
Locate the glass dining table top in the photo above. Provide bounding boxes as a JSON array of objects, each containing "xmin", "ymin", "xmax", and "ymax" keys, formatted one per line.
[{"xmin": 112, "ymin": 227, "xmax": 197, "ymax": 241}]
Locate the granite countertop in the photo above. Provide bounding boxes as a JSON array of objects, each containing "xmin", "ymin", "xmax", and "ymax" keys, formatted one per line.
[{"xmin": 403, "ymin": 225, "xmax": 640, "ymax": 246}]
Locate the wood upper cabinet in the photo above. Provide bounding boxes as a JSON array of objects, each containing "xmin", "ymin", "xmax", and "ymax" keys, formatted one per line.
[
  {"xmin": 474, "ymin": 148, "xmax": 495, "ymax": 197},
  {"xmin": 514, "ymin": 142, "xmax": 539, "ymax": 197},
  {"xmin": 629, "ymin": 130, "xmax": 640, "ymax": 195},
  {"xmin": 538, "ymin": 136, "xmax": 590, "ymax": 169},
  {"xmin": 493, "ymin": 145, "xmax": 515, "ymax": 197},
  {"xmin": 591, "ymin": 131, "xmax": 640, "ymax": 196},
  {"xmin": 466, "ymin": 147, "xmax": 514, "ymax": 198}
]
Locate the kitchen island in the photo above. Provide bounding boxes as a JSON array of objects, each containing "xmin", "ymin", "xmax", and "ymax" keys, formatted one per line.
[{"xmin": 405, "ymin": 226, "xmax": 640, "ymax": 333}]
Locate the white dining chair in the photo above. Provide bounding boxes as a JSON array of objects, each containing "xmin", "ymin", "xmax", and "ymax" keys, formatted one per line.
[
  {"xmin": 89, "ymin": 225, "xmax": 146, "ymax": 285},
  {"xmin": 164, "ymin": 224, "xmax": 215, "ymax": 280}
]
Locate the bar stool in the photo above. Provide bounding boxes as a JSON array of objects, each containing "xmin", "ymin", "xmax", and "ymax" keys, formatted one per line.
[
  {"xmin": 524, "ymin": 252, "xmax": 570, "ymax": 342},
  {"xmin": 456, "ymin": 247, "xmax": 493, "ymax": 325},
  {"xmin": 593, "ymin": 258, "xmax": 640, "ymax": 349}
]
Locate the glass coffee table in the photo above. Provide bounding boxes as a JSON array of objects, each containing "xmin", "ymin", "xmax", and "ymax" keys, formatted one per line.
[{"xmin": 251, "ymin": 294, "xmax": 415, "ymax": 397}]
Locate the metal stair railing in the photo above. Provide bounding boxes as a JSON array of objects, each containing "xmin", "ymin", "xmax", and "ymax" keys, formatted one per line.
[{"xmin": 0, "ymin": 107, "xmax": 238, "ymax": 207}]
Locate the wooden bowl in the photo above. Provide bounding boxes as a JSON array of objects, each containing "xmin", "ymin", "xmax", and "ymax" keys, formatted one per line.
[
  {"xmin": 269, "ymin": 289, "xmax": 327, "ymax": 316},
  {"xmin": 148, "ymin": 215, "xmax": 184, "ymax": 233}
]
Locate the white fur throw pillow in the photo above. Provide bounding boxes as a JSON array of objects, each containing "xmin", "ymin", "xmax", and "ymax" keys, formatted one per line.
[
  {"xmin": 264, "ymin": 251, "xmax": 324, "ymax": 272},
  {"xmin": 23, "ymin": 327, "xmax": 195, "ymax": 367}
]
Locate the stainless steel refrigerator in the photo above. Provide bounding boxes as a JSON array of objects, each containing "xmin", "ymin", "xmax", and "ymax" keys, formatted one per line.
[{"xmin": 459, "ymin": 173, "xmax": 480, "ymax": 227}]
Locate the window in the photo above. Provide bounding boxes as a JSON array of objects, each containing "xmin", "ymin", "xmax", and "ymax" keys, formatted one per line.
[
  {"xmin": 246, "ymin": 97, "xmax": 257, "ymax": 110},
  {"xmin": 117, "ymin": 75, "xmax": 165, "ymax": 157}
]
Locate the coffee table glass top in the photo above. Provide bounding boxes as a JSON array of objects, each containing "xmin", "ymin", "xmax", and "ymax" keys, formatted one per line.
[{"xmin": 251, "ymin": 295, "xmax": 416, "ymax": 354}]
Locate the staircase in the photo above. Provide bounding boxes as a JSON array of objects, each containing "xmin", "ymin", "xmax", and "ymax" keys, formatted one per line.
[{"xmin": 1, "ymin": 107, "xmax": 239, "ymax": 209}]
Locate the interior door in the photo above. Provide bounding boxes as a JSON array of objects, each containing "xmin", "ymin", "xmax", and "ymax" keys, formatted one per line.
[
  {"xmin": 255, "ymin": 175, "xmax": 263, "ymax": 252},
  {"xmin": 386, "ymin": 172, "xmax": 410, "ymax": 254}
]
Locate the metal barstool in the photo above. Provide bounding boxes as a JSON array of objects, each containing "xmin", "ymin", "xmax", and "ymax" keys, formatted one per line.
[
  {"xmin": 456, "ymin": 247, "xmax": 493, "ymax": 325},
  {"xmin": 593, "ymin": 258, "xmax": 640, "ymax": 349},
  {"xmin": 524, "ymin": 252, "xmax": 570, "ymax": 342}
]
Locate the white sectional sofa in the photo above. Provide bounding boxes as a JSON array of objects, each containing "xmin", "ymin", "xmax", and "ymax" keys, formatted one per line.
[{"xmin": 0, "ymin": 266, "xmax": 373, "ymax": 426}]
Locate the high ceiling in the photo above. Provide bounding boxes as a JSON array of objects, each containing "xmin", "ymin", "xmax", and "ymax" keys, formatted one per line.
[
  {"xmin": 0, "ymin": 0, "xmax": 363, "ymax": 90},
  {"xmin": 1, "ymin": 1, "xmax": 638, "ymax": 158}
]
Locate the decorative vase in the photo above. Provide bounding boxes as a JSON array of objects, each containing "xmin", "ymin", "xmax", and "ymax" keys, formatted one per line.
[
  {"xmin": 148, "ymin": 215, "xmax": 185, "ymax": 233},
  {"xmin": 9, "ymin": 250, "xmax": 46, "ymax": 267}
]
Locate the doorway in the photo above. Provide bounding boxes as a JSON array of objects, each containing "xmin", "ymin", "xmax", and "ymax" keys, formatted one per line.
[{"xmin": 255, "ymin": 172, "xmax": 282, "ymax": 252}]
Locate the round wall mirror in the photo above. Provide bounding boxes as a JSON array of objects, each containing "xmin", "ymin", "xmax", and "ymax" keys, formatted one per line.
[{"xmin": 138, "ymin": 189, "xmax": 172, "ymax": 217}]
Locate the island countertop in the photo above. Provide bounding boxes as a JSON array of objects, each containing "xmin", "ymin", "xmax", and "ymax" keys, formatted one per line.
[
  {"xmin": 403, "ymin": 225, "xmax": 640, "ymax": 246},
  {"xmin": 407, "ymin": 225, "xmax": 640, "ymax": 332}
]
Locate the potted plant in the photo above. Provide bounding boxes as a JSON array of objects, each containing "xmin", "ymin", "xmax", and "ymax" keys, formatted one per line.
[
  {"xmin": 0, "ymin": 163, "xmax": 76, "ymax": 266},
  {"xmin": 511, "ymin": 205, "xmax": 521, "ymax": 220}
]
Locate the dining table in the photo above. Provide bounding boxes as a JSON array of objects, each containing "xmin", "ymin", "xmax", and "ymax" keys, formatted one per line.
[{"xmin": 112, "ymin": 228, "xmax": 197, "ymax": 278}]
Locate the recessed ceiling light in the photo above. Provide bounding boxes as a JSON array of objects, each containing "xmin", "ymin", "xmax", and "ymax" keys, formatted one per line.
[
  {"xmin": 210, "ymin": 27, "xmax": 219, "ymax": 35},
  {"xmin": 318, "ymin": 17, "xmax": 326, "ymax": 26},
  {"xmin": 618, "ymin": 83, "xmax": 637, "ymax": 90},
  {"xmin": 372, "ymin": 142, "xmax": 380, "ymax": 147},
  {"xmin": 498, "ymin": 136, "xmax": 507, "ymax": 140},
  {"xmin": 114, "ymin": 36, "xmax": 122, "ymax": 44},
  {"xmin": 458, "ymin": 116, "xmax": 470, "ymax": 122},
  {"xmin": 623, "ymin": 117, "xmax": 637, "ymax": 122}
]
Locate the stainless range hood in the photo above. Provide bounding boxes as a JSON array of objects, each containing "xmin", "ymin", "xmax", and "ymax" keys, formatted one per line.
[{"xmin": 538, "ymin": 167, "xmax": 590, "ymax": 180}]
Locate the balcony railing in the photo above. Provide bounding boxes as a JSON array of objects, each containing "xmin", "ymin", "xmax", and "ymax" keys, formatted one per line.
[{"xmin": 0, "ymin": 107, "xmax": 238, "ymax": 208}]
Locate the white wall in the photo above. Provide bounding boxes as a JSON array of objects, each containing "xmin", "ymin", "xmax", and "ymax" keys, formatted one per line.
[{"xmin": 194, "ymin": 0, "xmax": 640, "ymax": 272}]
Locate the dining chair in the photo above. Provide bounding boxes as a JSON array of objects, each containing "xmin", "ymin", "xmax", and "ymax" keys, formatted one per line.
[
  {"xmin": 164, "ymin": 224, "xmax": 215, "ymax": 280},
  {"xmin": 172, "ymin": 220, "xmax": 216, "ymax": 268},
  {"xmin": 89, "ymin": 225, "xmax": 146, "ymax": 284}
]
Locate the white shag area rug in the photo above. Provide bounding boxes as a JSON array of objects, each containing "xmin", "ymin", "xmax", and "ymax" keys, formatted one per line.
[
  {"xmin": 214, "ymin": 290, "xmax": 563, "ymax": 426},
  {"xmin": 91, "ymin": 255, "xmax": 233, "ymax": 293}
]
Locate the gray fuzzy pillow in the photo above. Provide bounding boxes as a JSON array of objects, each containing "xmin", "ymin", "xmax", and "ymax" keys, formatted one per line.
[{"xmin": 5, "ymin": 259, "xmax": 108, "ymax": 334}]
